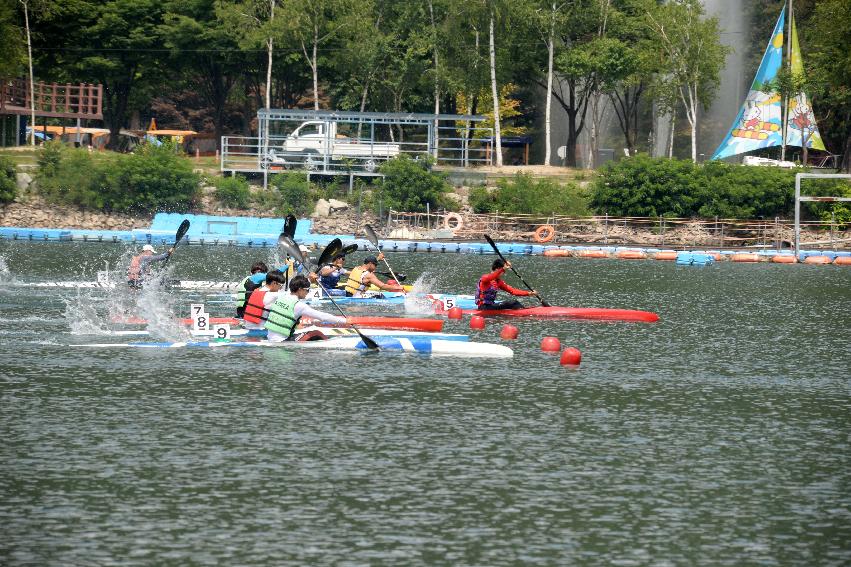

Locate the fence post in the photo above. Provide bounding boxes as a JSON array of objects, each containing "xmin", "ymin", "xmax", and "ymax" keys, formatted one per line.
[{"xmin": 604, "ymin": 213, "xmax": 608, "ymax": 245}]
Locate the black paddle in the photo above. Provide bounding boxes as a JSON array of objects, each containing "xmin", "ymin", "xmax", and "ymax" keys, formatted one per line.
[
  {"xmin": 162, "ymin": 219, "xmax": 190, "ymax": 267},
  {"xmin": 316, "ymin": 238, "xmax": 344, "ymax": 267},
  {"xmin": 363, "ymin": 224, "xmax": 405, "ymax": 293},
  {"xmin": 280, "ymin": 236, "xmax": 379, "ymax": 351},
  {"xmin": 484, "ymin": 234, "xmax": 550, "ymax": 307},
  {"xmin": 284, "ymin": 214, "xmax": 297, "ymax": 239}
]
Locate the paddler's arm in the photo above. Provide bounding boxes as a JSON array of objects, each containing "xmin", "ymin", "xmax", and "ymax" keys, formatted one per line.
[
  {"xmin": 294, "ymin": 302, "xmax": 346, "ymax": 325},
  {"xmin": 480, "ymin": 267, "xmax": 506, "ymax": 285},
  {"xmin": 498, "ymin": 280, "xmax": 533, "ymax": 297},
  {"xmin": 365, "ymin": 271, "xmax": 403, "ymax": 292}
]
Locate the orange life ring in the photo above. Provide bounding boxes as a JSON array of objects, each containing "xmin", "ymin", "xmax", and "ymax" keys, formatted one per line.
[
  {"xmin": 444, "ymin": 213, "xmax": 463, "ymax": 232},
  {"xmin": 534, "ymin": 225, "xmax": 555, "ymax": 243}
]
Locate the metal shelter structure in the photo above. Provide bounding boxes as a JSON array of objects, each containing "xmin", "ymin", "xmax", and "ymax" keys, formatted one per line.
[
  {"xmin": 794, "ymin": 173, "xmax": 851, "ymax": 255},
  {"xmin": 221, "ymin": 109, "xmax": 493, "ymax": 185}
]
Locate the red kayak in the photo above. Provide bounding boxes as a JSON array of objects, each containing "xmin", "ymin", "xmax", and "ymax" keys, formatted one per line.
[
  {"xmin": 450, "ymin": 306, "xmax": 659, "ymax": 323},
  {"xmin": 114, "ymin": 315, "xmax": 444, "ymax": 332},
  {"xmin": 302, "ymin": 316, "xmax": 444, "ymax": 332}
]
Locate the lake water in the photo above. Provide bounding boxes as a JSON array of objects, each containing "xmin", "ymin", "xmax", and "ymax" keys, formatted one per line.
[{"xmin": 1, "ymin": 242, "xmax": 849, "ymax": 565}]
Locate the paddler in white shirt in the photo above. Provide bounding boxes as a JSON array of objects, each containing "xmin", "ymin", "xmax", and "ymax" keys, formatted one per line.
[{"xmin": 265, "ymin": 275, "xmax": 347, "ymax": 342}]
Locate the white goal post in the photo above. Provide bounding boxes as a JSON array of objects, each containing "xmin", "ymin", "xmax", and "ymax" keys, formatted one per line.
[{"xmin": 794, "ymin": 173, "xmax": 851, "ymax": 255}]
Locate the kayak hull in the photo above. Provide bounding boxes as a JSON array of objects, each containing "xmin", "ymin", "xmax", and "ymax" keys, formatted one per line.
[
  {"xmin": 74, "ymin": 337, "xmax": 512, "ymax": 358},
  {"xmin": 111, "ymin": 316, "xmax": 445, "ymax": 332},
  {"xmin": 456, "ymin": 306, "xmax": 660, "ymax": 323},
  {"xmin": 110, "ymin": 326, "xmax": 469, "ymax": 341}
]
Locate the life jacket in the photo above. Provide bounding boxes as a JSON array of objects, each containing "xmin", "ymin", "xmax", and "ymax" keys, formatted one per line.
[
  {"xmin": 344, "ymin": 266, "xmax": 368, "ymax": 296},
  {"xmin": 475, "ymin": 273, "xmax": 500, "ymax": 307},
  {"xmin": 236, "ymin": 275, "xmax": 259, "ymax": 308},
  {"xmin": 264, "ymin": 295, "xmax": 301, "ymax": 338},
  {"xmin": 243, "ymin": 289, "xmax": 269, "ymax": 324},
  {"xmin": 319, "ymin": 265, "xmax": 345, "ymax": 289},
  {"xmin": 127, "ymin": 255, "xmax": 143, "ymax": 280}
]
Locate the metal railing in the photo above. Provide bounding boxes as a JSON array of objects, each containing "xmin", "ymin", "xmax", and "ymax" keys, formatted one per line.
[{"xmin": 1, "ymin": 78, "xmax": 103, "ymax": 119}]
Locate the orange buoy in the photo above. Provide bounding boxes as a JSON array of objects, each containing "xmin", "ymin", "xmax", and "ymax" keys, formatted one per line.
[
  {"xmin": 543, "ymin": 248, "xmax": 570, "ymax": 257},
  {"xmin": 447, "ymin": 306, "xmax": 463, "ymax": 319},
  {"xmin": 534, "ymin": 225, "xmax": 556, "ymax": 243},
  {"xmin": 804, "ymin": 255, "xmax": 831, "ymax": 264},
  {"xmin": 578, "ymin": 250, "xmax": 609, "ymax": 259},
  {"xmin": 834, "ymin": 256, "xmax": 851, "ymax": 266},
  {"xmin": 470, "ymin": 315, "xmax": 486, "ymax": 330},
  {"xmin": 731, "ymin": 253, "xmax": 760, "ymax": 263},
  {"xmin": 500, "ymin": 324, "xmax": 519, "ymax": 340},
  {"xmin": 560, "ymin": 347, "xmax": 582, "ymax": 366},
  {"xmin": 616, "ymin": 250, "xmax": 647, "ymax": 260},
  {"xmin": 654, "ymin": 251, "xmax": 678, "ymax": 261},
  {"xmin": 770, "ymin": 255, "xmax": 797, "ymax": 264},
  {"xmin": 541, "ymin": 336, "xmax": 561, "ymax": 352}
]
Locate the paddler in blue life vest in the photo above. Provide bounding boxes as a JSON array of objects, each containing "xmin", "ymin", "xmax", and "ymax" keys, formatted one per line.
[
  {"xmin": 265, "ymin": 275, "xmax": 347, "ymax": 342},
  {"xmin": 236, "ymin": 261, "xmax": 268, "ymax": 318},
  {"xmin": 127, "ymin": 244, "xmax": 174, "ymax": 288},
  {"xmin": 317, "ymin": 252, "xmax": 349, "ymax": 296},
  {"xmin": 343, "ymin": 255, "xmax": 404, "ymax": 297},
  {"xmin": 475, "ymin": 259, "xmax": 538, "ymax": 310}
]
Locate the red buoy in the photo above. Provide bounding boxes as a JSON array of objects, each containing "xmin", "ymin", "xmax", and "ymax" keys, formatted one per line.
[
  {"xmin": 499, "ymin": 324, "xmax": 519, "ymax": 340},
  {"xmin": 447, "ymin": 306, "xmax": 463, "ymax": 319},
  {"xmin": 541, "ymin": 336, "xmax": 561, "ymax": 352},
  {"xmin": 470, "ymin": 315, "xmax": 486, "ymax": 330},
  {"xmin": 560, "ymin": 347, "xmax": 582, "ymax": 366}
]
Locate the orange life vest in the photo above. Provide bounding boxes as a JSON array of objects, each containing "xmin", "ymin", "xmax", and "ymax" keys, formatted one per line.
[
  {"xmin": 127, "ymin": 255, "xmax": 143, "ymax": 280},
  {"xmin": 243, "ymin": 289, "xmax": 269, "ymax": 323}
]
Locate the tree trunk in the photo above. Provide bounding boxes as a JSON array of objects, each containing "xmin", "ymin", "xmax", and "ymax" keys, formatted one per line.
[
  {"xmin": 842, "ymin": 130, "xmax": 851, "ymax": 173},
  {"xmin": 489, "ymin": 13, "xmax": 502, "ymax": 167},
  {"xmin": 265, "ymin": 0, "xmax": 275, "ymax": 109},
  {"xmin": 312, "ymin": 23, "xmax": 319, "ymax": 110},
  {"xmin": 544, "ymin": 36, "xmax": 554, "ymax": 166},
  {"xmin": 22, "ymin": 1, "xmax": 35, "ymax": 147},
  {"xmin": 429, "ymin": 0, "xmax": 439, "ymax": 160},
  {"xmin": 668, "ymin": 113, "xmax": 675, "ymax": 158}
]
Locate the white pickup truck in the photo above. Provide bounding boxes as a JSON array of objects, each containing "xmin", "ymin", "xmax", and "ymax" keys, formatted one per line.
[{"xmin": 263, "ymin": 121, "xmax": 401, "ymax": 172}]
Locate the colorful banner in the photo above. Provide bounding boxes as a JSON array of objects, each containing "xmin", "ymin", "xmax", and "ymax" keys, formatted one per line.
[
  {"xmin": 785, "ymin": 15, "xmax": 825, "ymax": 151},
  {"xmin": 711, "ymin": 8, "xmax": 785, "ymax": 160}
]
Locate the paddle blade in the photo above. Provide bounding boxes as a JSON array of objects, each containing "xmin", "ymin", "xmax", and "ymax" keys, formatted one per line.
[
  {"xmin": 284, "ymin": 214, "xmax": 297, "ymax": 239},
  {"xmin": 317, "ymin": 238, "xmax": 343, "ymax": 268},
  {"xmin": 364, "ymin": 224, "xmax": 380, "ymax": 247},
  {"xmin": 174, "ymin": 220, "xmax": 191, "ymax": 245},
  {"xmin": 340, "ymin": 243, "xmax": 358, "ymax": 256},
  {"xmin": 279, "ymin": 236, "xmax": 307, "ymax": 268},
  {"xmin": 359, "ymin": 333, "xmax": 380, "ymax": 350}
]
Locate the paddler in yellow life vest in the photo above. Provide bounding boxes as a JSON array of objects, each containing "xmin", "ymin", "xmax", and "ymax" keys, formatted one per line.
[
  {"xmin": 265, "ymin": 275, "xmax": 346, "ymax": 342},
  {"xmin": 344, "ymin": 254, "xmax": 404, "ymax": 297},
  {"xmin": 235, "ymin": 261, "xmax": 268, "ymax": 318},
  {"xmin": 127, "ymin": 244, "xmax": 174, "ymax": 288}
]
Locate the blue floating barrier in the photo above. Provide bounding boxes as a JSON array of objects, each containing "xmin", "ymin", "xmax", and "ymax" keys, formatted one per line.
[{"xmin": 676, "ymin": 252, "xmax": 715, "ymax": 266}]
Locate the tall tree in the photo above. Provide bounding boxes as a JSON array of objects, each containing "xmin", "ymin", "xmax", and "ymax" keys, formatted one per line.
[
  {"xmin": 646, "ymin": 0, "xmax": 729, "ymax": 162},
  {"xmin": 162, "ymin": 0, "xmax": 244, "ymax": 149}
]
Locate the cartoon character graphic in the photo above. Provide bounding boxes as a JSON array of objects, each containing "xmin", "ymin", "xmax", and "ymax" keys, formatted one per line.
[{"xmin": 732, "ymin": 93, "xmax": 781, "ymax": 141}]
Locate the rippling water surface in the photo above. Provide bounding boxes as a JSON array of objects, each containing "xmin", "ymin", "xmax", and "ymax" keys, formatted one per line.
[{"xmin": 1, "ymin": 242, "xmax": 849, "ymax": 565}]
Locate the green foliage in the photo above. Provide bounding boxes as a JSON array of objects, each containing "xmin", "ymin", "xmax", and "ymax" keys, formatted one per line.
[
  {"xmin": 214, "ymin": 175, "xmax": 251, "ymax": 209},
  {"xmin": 377, "ymin": 155, "xmax": 455, "ymax": 212},
  {"xmin": 470, "ymin": 173, "xmax": 590, "ymax": 216},
  {"xmin": 36, "ymin": 141, "xmax": 199, "ymax": 213},
  {"xmin": 591, "ymin": 155, "xmax": 851, "ymax": 220},
  {"xmin": 264, "ymin": 172, "xmax": 313, "ymax": 216},
  {"xmin": 0, "ymin": 156, "xmax": 17, "ymax": 203}
]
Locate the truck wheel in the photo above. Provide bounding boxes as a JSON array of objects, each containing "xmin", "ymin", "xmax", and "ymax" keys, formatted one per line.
[{"xmin": 364, "ymin": 159, "xmax": 378, "ymax": 173}]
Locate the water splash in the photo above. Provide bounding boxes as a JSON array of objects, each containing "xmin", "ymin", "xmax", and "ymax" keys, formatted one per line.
[
  {"xmin": 132, "ymin": 265, "xmax": 189, "ymax": 341},
  {"xmin": 404, "ymin": 273, "xmax": 440, "ymax": 315},
  {"xmin": 65, "ymin": 290, "xmax": 111, "ymax": 335},
  {"xmin": 0, "ymin": 255, "xmax": 17, "ymax": 285}
]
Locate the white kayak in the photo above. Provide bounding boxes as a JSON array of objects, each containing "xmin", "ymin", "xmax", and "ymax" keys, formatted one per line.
[
  {"xmin": 107, "ymin": 326, "xmax": 469, "ymax": 342},
  {"xmin": 73, "ymin": 336, "xmax": 513, "ymax": 358}
]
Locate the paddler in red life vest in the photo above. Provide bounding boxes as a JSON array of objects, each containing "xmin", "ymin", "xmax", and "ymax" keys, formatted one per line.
[
  {"xmin": 265, "ymin": 275, "xmax": 347, "ymax": 342},
  {"xmin": 127, "ymin": 244, "xmax": 174, "ymax": 288},
  {"xmin": 242, "ymin": 270, "xmax": 287, "ymax": 330},
  {"xmin": 343, "ymin": 255, "xmax": 404, "ymax": 297},
  {"xmin": 475, "ymin": 258, "xmax": 538, "ymax": 310},
  {"xmin": 236, "ymin": 261, "xmax": 269, "ymax": 318}
]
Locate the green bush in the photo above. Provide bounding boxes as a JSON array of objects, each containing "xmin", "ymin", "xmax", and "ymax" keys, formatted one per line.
[
  {"xmin": 214, "ymin": 175, "xmax": 251, "ymax": 209},
  {"xmin": 36, "ymin": 141, "xmax": 199, "ymax": 213},
  {"xmin": 469, "ymin": 173, "xmax": 590, "ymax": 216},
  {"xmin": 589, "ymin": 155, "xmax": 849, "ymax": 219},
  {"xmin": 0, "ymin": 155, "xmax": 16, "ymax": 203},
  {"xmin": 377, "ymin": 154, "xmax": 455, "ymax": 212},
  {"xmin": 267, "ymin": 171, "xmax": 313, "ymax": 216}
]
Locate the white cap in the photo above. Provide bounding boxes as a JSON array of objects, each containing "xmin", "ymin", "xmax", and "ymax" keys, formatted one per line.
[
  {"xmin": 142, "ymin": 244, "xmax": 155, "ymax": 252},
  {"xmin": 299, "ymin": 244, "xmax": 309, "ymax": 253}
]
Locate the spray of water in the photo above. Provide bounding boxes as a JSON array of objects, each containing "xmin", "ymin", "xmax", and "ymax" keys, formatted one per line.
[
  {"xmin": 65, "ymin": 290, "xmax": 111, "ymax": 335},
  {"xmin": 0, "ymin": 255, "xmax": 17, "ymax": 285},
  {"xmin": 132, "ymin": 264, "xmax": 190, "ymax": 341},
  {"xmin": 404, "ymin": 273, "xmax": 440, "ymax": 315}
]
